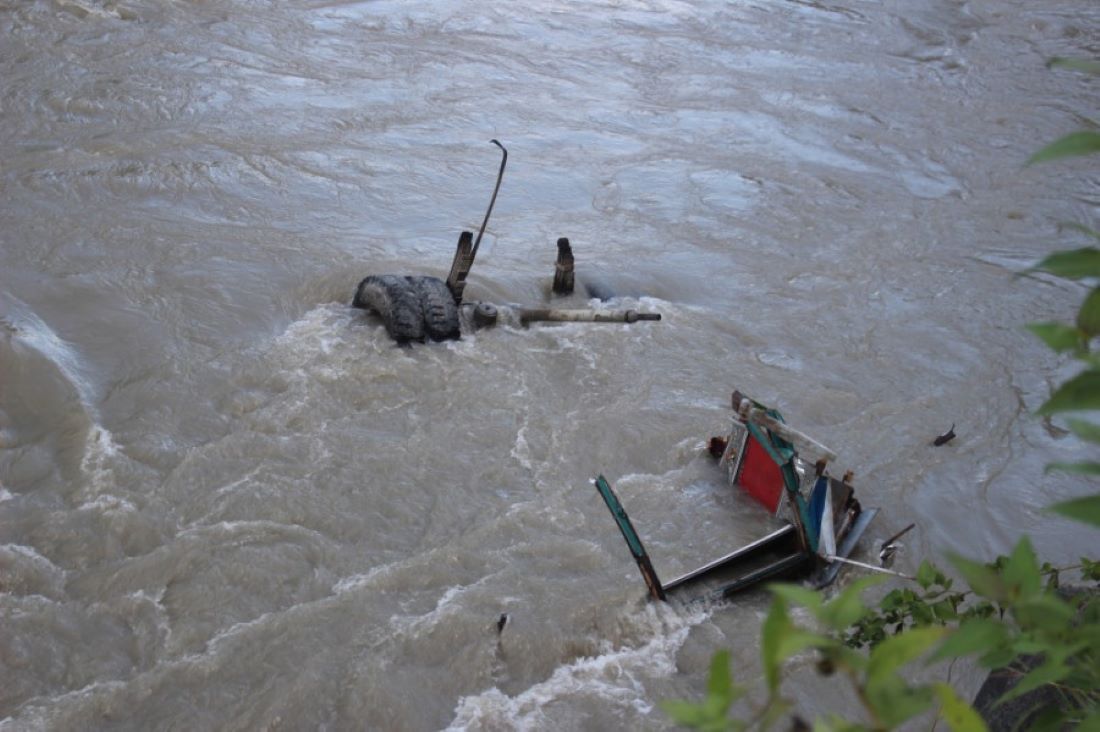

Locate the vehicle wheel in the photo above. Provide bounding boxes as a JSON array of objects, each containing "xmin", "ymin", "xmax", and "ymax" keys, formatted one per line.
[
  {"xmin": 352, "ymin": 275, "xmax": 425, "ymax": 342},
  {"xmin": 410, "ymin": 276, "xmax": 460, "ymax": 341}
]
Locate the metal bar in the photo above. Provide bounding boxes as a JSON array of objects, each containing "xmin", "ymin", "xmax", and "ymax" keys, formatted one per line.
[
  {"xmin": 662, "ymin": 524, "xmax": 798, "ymax": 591},
  {"xmin": 471, "ymin": 140, "xmax": 507, "ymax": 261},
  {"xmin": 882, "ymin": 522, "xmax": 916, "ymax": 548},
  {"xmin": 518, "ymin": 308, "xmax": 661, "ymax": 324},
  {"xmin": 593, "ymin": 475, "xmax": 666, "ymax": 601},
  {"xmin": 715, "ymin": 553, "xmax": 811, "ymax": 599},
  {"xmin": 823, "ymin": 554, "xmax": 913, "ymax": 580}
]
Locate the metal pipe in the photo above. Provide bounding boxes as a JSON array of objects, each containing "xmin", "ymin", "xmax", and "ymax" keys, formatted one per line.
[
  {"xmin": 825, "ymin": 554, "xmax": 914, "ymax": 580},
  {"xmin": 518, "ymin": 308, "xmax": 661, "ymax": 324}
]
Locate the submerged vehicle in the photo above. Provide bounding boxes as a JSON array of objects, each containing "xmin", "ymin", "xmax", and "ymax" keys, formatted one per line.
[
  {"xmin": 352, "ymin": 141, "xmax": 660, "ymax": 343},
  {"xmin": 594, "ymin": 390, "xmax": 879, "ymax": 602}
]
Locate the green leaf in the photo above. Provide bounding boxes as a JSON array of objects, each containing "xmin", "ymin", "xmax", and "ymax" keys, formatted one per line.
[
  {"xmin": 762, "ymin": 596, "xmax": 834, "ymax": 695},
  {"xmin": 776, "ymin": 629, "xmax": 833, "ymax": 664},
  {"xmin": 979, "ymin": 645, "xmax": 1017, "ymax": 669},
  {"xmin": 761, "ymin": 597, "xmax": 789, "ymax": 693},
  {"xmin": 706, "ymin": 650, "xmax": 731, "ymax": 699},
  {"xmin": 933, "ymin": 683, "xmax": 989, "ymax": 732},
  {"xmin": 949, "ymin": 554, "xmax": 1007, "ymax": 602},
  {"xmin": 932, "ymin": 619, "xmax": 1009, "ymax": 661},
  {"xmin": 1079, "ymin": 289, "xmax": 1100, "ymax": 336},
  {"xmin": 994, "ymin": 653, "xmax": 1072, "ymax": 706},
  {"xmin": 831, "ymin": 645, "xmax": 871, "ymax": 675},
  {"xmin": 662, "ymin": 651, "xmax": 745, "ymax": 730},
  {"xmin": 813, "ymin": 715, "xmax": 875, "ymax": 732},
  {"xmin": 863, "ymin": 675, "xmax": 935, "ymax": 728},
  {"xmin": 1008, "ymin": 638, "xmax": 1050, "ymax": 655},
  {"xmin": 819, "ymin": 577, "xmax": 882, "ymax": 631},
  {"xmin": 1083, "ymin": 558, "xmax": 1100, "ymax": 582},
  {"xmin": 1048, "ymin": 57, "xmax": 1100, "ymax": 75},
  {"xmin": 1044, "ymin": 461, "xmax": 1100, "ymax": 476},
  {"xmin": 1077, "ymin": 711, "xmax": 1100, "ymax": 732},
  {"xmin": 1066, "ymin": 418, "xmax": 1100, "ymax": 443},
  {"xmin": 660, "ymin": 700, "xmax": 709, "ymax": 727},
  {"xmin": 768, "ymin": 583, "xmax": 824, "ymax": 613},
  {"xmin": 1037, "ymin": 370, "xmax": 1100, "ymax": 414},
  {"xmin": 868, "ymin": 626, "xmax": 946, "ymax": 678},
  {"xmin": 1028, "ymin": 705, "xmax": 1071, "ymax": 732},
  {"xmin": 910, "ymin": 601, "xmax": 935, "ymax": 625},
  {"xmin": 1011, "ymin": 595, "xmax": 1075, "ymax": 634},
  {"xmin": 916, "ymin": 561, "xmax": 937, "ymax": 590},
  {"xmin": 1027, "ymin": 322, "xmax": 1085, "ymax": 353},
  {"xmin": 1047, "ymin": 494, "xmax": 1100, "ymax": 528},
  {"xmin": 931, "ymin": 599, "xmax": 959, "ymax": 621},
  {"xmin": 1028, "ymin": 131, "xmax": 1100, "ymax": 165},
  {"xmin": 1030, "ymin": 247, "xmax": 1100, "ymax": 279},
  {"xmin": 1002, "ymin": 537, "xmax": 1041, "ymax": 601},
  {"xmin": 758, "ymin": 698, "xmax": 794, "ymax": 732},
  {"xmin": 879, "ymin": 589, "xmax": 905, "ymax": 613}
]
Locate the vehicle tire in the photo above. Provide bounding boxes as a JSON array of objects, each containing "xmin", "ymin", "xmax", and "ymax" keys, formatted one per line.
[
  {"xmin": 352, "ymin": 275, "xmax": 425, "ymax": 342},
  {"xmin": 410, "ymin": 276, "xmax": 460, "ymax": 341}
]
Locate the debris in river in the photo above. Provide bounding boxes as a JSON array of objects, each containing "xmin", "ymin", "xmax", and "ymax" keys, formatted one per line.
[
  {"xmin": 457, "ymin": 302, "xmax": 659, "ymax": 331},
  {"xmin": 352, "ymin": 275, "xmax": 460, "ymax": 342},
  {"xmin": 707, "ymin": 436, "xmax": 728, "ymax": 459},
  {"xmin": 352, "ymin": 141, "xmax": 660, "ymax": 343},
  {"xmin": 932, "ymin": 424, "xmax": 956, "ymax": 446},
  {"xmin": 496, "ymin": 613, "xmax": 509, "ymax": 635},
  {"xmin": 552, "ymin": 238, "xmax": 574, "ymax": 295},
  {"xmin": 878, "ymin": 522, "xmax": 916, "ymax": 567},
  {"xmin": 471, "ymin": 302, "xmax": 499, "ymax": 328},
  {"xmin": 447, "ymin": 140, "xmax": 508, "ymax": 306},
  {"xmin": 517, "ymin": 308, "xmax": 660, "ymax": 325},
  {"xmin": 593, "ymin": 390, "xmax": 880, "ymax": 602}
]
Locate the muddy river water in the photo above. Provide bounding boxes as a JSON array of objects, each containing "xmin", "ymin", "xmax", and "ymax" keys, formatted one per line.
[{"xmin": 2, "ymin": 0, "xmax": 1099, "ymax": 729}]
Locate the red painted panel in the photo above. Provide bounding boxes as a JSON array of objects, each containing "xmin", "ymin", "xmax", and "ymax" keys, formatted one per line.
[{"xmin": 738, "ymin": 435, "xmax": 784, "ymax": 513}]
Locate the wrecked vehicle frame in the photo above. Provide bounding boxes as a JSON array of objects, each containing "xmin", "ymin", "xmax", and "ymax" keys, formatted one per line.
[
  {"xmin": 351, "ymin": 141, "xmax": 661, "ymax": 343},
  {"xmin": 594, "ymin": 390, "xmax": 880, "ymax": 603}
]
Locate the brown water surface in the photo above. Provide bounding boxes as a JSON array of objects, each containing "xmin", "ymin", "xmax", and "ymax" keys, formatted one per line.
[{"xmin": 2, "ymin": 0, "xmax": 1098, "ymax": 728}]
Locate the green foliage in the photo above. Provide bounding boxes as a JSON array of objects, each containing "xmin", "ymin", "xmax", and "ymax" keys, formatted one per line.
[
  {"xmin": 933, "ymin": 683, "xmax": 988, "ymax": 732},
  {"xmin": 1029, "ymin": 247, "xmax": 1100, "ymax": 280},
  {"xmin": 1027, "ymin": 131, "xmax": 1100, "ymax": 165},
  {"xmin": 1048, "ymin": 57, "xmax": 1100, "ymax": 75},
  {"xmin": 666, "ymin": 545, "xmax": 1099, "ymax": 731},
  {"xmin": 1045, "ymin": 461, "xmax": 1100, "ymax": 476},
  {"xmin": 661, "ymin": 651, "xmax": 747, "ymax": 732},
  {"xmin": 663, "ymin": 57, "xmax": 1100, "ymax": 732},
  {"xmin": 1038, "ymin": 371, "xmax": 1100, "ymax": 415},
  {"xmin": 1066, "ymin": 418, "xmax": 1100, "ymax": 443},
  {"xmin": 1024, "ymin": 58, "xmax": 1100, "ymax": 473},
  {"xmin": 1025, "ymin": 322, "xmax": 1085, "ymax": 354},
  {"xmin": 845, "ymin": 562, "xmax": 964, "ymax": 648},
  {"xmin": 1049, "ymin": 495, "xmax": 1100, "ymax": 528}
]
